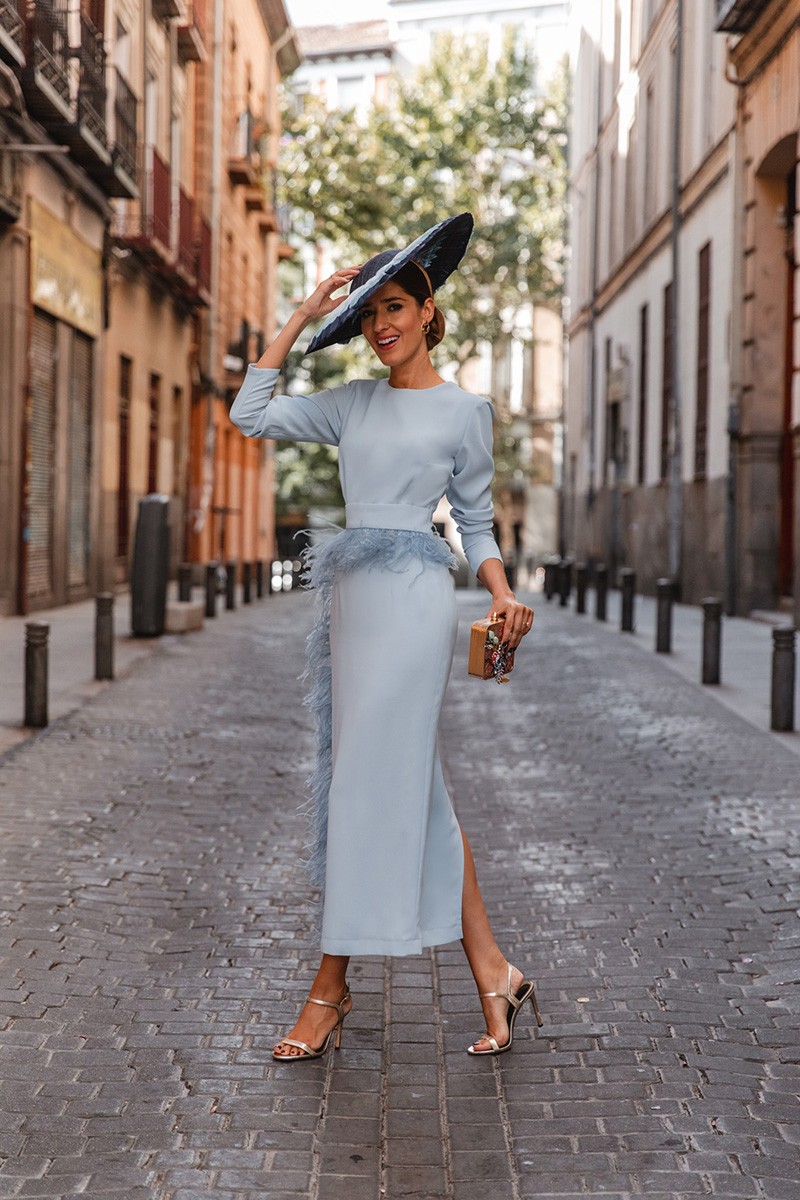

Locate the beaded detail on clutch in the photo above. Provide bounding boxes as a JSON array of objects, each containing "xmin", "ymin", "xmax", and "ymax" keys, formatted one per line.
[{"xmin": 468, "ymin": 616, "xmax": 515, "ymax": 684}]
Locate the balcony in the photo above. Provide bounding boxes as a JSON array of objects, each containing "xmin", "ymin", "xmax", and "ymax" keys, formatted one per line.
[
  {"xmin": 177, "ymin": 0, "xmax": 205, "ymax": 63},
  {"xmin": 114, "ymin": 146, "xmax": 171, "ymax": 259},
  {"xmin": 59, "ymin": 11, "xmax": 109, "ymax": 169},
  {"xmin": 0, "ymin": 0, "xmax": 25, "ymax": 67},
  {"xmin": 0, "ymin": 129, "xmax": 23, "ymax": 222},
  {"xmin": 228, "ymin": 109, "xmax": 260, "ymax": 186},
  {"xmin": 91, "ymin": 67, "xmax": 138, "ymax": 198},
  {"xmin": 715, "ymin": 0, "xmax": 773, "ymax": 31},
  {"xmin": 21, "ymin": 0, "xmax": 71, "ymax": 124},
  {"xmin": 176, "ymin": 186, "xmax": 196, "ymax": 280}
]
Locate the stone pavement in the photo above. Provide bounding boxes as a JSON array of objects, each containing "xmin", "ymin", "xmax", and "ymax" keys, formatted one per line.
[{"xmin": 0, "ymin": 587, "xmax": 799, "ymax": 1199}]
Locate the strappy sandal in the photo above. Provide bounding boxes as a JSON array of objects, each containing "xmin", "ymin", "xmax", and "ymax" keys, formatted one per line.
[
  {"xmin": 467, "ymin": 963, "xmax": 543, "ymax": 1055},
  {"xmin": 272, "ymin": 987, "xmax": 352, "ymax": 1062}
]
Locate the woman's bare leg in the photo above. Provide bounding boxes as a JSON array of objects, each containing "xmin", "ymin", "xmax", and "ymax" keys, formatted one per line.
[
  {"xmin": 273, "ymin": 953, "xmax": 351, "ymax": 1058},
  {"xmin": 460, "ymin": 829, "xmax": 525, "ymax": 1051}
]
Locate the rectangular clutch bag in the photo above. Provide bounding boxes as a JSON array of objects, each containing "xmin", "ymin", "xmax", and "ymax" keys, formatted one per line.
[{"xmin": 468, "ymin": 616, "xmax": 516, "ymax": 683}]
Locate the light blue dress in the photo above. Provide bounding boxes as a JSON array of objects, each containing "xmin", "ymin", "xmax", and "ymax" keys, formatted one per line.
[{"xmin": 230, "ymin": 366, "xmax": 502, "ymax": 956}]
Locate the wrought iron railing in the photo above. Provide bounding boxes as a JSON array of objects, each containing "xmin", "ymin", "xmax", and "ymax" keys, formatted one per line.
[
  {"xmin": 146, "ymin": 147, "xmax": 171, "ymax": 247},
  {"xmin": 27, "ymin": 0, "xmax": 70, "ymax": 103},
  {"xmin": 177, "ymin": 186, "xmax": 195, "ymax": 276},
  {"xmin": 72, "ymin": 10, "xmax": 106, "ymax": 145},
  {"xmin": 113, "ymin": 67, "xmax": 138, "ymax": 184},
  {"xmin": 0, "ymin": 0, "xmax": 24, "ymax": 59}
]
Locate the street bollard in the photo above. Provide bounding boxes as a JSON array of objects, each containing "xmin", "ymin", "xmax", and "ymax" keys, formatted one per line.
[
  {"xmin": 558, "ymin": 558, "xmax": 573, "ymax": 608},
  {"xmin": 655, "ymin": 578, "xmax": 674, "ymax": 654},
  {"xmin": 701, "ymin": 598, "xmax": 723, "ymax": 685},
  {"xmin": 575, "ymin": 563, "xmax": 588, "ymax": 615},
  {"xmin": 24, "ymin": 621, "xmax": 49, "ymax": 728},
  {"xmin": 225, "ymin": 560, "xmax": 237, "ymax": 610},
  {"xmin": 620, "ymin": 568, "xmax": 636, "ymax": 633},
  {"xmin": 595, "ymin": 563, "xmax": 608, "ymax": 622},
  {"xmin": 544, "ymin": 557, "xmax": 558, "ymax": 601},
  {"xmin": 243, "ymin": 561, "xmax": 252, "ymax": 604},
  {"xmin": 771, "ymin": 627, "xmax": 796, "ymax": 732},
  {"xmin": 205, "ymin": 562, "xmax": 218, "ymax": 619},
  {"xmin": 291, "ymin": 559, "xmax": 303, "ymax": 591},
  {"xmin": 178, "ymin": 563, "xmax": 192, "ymax": 602},
  {"xmin": 256, "ymin": 559, "xmax": 264, "ymax": 599},
  {"xmin": 95, "ymin": 593, "xmax": 114, "ymax": 681}
]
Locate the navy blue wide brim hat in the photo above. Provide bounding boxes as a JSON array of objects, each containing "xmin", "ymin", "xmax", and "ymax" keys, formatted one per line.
[{"xmin": 306, "ymin": 211, "xmax": 474, "ymax": 354}]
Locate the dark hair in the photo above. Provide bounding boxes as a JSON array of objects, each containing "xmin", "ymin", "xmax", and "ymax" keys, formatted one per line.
[
  {"xmin": 390, "ymin": 261, "xmax": 433, "ymax": 307},
  {"xmin": 387, "ymin": 261, "xmax": 446, "ymax": 350}
]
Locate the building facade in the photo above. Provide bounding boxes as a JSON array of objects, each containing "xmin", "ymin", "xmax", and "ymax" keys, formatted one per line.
[
  {"xmin": 565, "ymin": 0, "xmax": 799, "ymax": 616},
  {"xmin": 0, "ymin": 0, "xmax": 297, "ymax": 616},
  {"xmin": 717, "ymin": 0, "xmax": 799, "ymax": 620}
]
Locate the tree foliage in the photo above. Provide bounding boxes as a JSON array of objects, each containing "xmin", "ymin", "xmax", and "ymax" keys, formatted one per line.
[{"xmin": 274, "ymin": 31, "xmax": 568, "ymax": 514}]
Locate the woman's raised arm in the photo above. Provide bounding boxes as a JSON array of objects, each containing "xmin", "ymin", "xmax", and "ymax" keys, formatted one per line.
[{"xmin": 257, "ymin": 267, "xmax": 363, "ymax": 370}]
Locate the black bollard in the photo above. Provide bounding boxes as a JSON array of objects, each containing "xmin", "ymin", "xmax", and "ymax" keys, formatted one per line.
[
  {"xmin": 95, "ymin": 593, "xmax": 114, "ymax": 681},
  {"xmin": 595, "ymin": 563, "xmax": 608, "ymax": 622},
  {"xmin": 225, "ymin": 560, "xmax": 236, "ymax": 610},
  {"xmin": 256, "ymin": 559, "xmax": 264, "ymax": 599},
  {"xmin": 558, "ymin": 558, "xmax": 573, "ymax": 608},
  {"xmin": 655, "ymin": 578, "xmax": 674, "ymax": 654},
  {"xmin": 243, "ymin": 561, "xmax": 252, "ymax": 604},
  {"xmin": 620, "ymin": 568, "xmax": 636, "ymax": 633},
  {"xmin": 701, "ymin": 597, "xmax": 723, "ymax": 685},
  {"xmin": 24, "ymin": 621, "xmax": 49, "ymax": 728},
  {"xmin": 205, "ymin": 562, "xmax": 218, "ymax": 618},
  {"xmin": 178, "ymin": 563, "xmax": 192, "ymax": 602},
  {"xmin": 771, "ymin": 627, "xmax": 796, "ymax": 732},
  {"xmin": 544, "ymin": 557, "xmax": 558, "ymax": 601},
  {"xmin": 575, "ymin": 563, "xmax": 588, "ymax": 615}
]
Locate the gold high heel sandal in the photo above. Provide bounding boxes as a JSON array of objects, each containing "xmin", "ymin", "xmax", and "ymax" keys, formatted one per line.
[
  {"xmin": 272, "ymin": 988, "xmax": 351, "ymax": 1062},
  {"xmin": 467, "ymin": 963, "xmax": 543, "ymax": 1056}
]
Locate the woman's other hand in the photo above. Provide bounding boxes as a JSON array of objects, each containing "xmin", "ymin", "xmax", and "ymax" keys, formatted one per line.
[
  {"xmin": 486, "ymin": 593, "xmax": 534, "ymax": 650},
  {"xmin": 299, "ymin": 267, "xmax": 363, "ymax": 323}
]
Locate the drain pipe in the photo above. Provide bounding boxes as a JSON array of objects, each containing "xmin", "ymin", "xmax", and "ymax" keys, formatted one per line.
[{"xmin": 667, "ymin": 0, "xmax": 684, "ymax": 590}]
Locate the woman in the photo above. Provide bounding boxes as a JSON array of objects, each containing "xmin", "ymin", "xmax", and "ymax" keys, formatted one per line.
[{"xmin": 230, "ymin": 213, "xmax": 541, "ymax": 1060}]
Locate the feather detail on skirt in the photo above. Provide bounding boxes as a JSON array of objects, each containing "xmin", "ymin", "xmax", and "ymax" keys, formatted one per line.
[{"xmin": 297, "ymin": 526, "xmax": 459, "ymax": 901}]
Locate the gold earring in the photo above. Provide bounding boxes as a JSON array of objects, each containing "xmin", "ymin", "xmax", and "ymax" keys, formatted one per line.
[{"xmin": 422, "ymin": 321, "xmax": 430, "ymax": 334}]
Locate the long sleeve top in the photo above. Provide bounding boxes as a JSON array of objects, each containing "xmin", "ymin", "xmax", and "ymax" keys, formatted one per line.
[{"xmin": 229, "ymin": 366, "xmax": 503, "ymax": 576}]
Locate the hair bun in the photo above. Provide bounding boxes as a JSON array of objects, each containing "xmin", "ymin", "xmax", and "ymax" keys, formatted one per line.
[{"xmin": 426, "ymin": 305, "xmax": 446, "ymax": 350}]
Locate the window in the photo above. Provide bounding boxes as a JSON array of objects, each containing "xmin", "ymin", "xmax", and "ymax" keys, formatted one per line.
[
  {"xmin": 608, "ymin": 149, "xmax": 617, "ymax": 268},
  {"xmin": 172, "ymin": 385, "xmax": 183, "ymax": 498},
  {"xmin": 660, "ymin": 282, "xmax": 673, "ymax": 482},
  {"xmin": 148, "ymin": 372, "xmax": 160, "ymax": 495},
  {"xmin": 117, "ymin": 355, "xmax": 131, "ymax": 559},
  {"xmin": 637, "ymin": 304, "xmax": 648, "ymax": 485},
  {"xmin": 644, "ymin": 83, "xmax": 655, "ymax": 225},
  {"xmin": 694, "ymin": 243, "xmax": 711, "ymax": 479}
]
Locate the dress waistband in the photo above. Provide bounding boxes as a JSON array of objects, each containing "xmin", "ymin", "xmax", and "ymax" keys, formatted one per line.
[{"xmin": 344, "ymin": 502, "xmax": 434, "ymax": 534}]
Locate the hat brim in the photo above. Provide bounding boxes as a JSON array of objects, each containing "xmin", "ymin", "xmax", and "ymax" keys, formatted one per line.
[{"xmin": 306, "ymin": 212, "xmax": 474, "ymax": 354}]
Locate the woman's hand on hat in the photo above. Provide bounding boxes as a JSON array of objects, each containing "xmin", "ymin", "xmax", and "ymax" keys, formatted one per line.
[
  {"xmin": 486, "ymin": 593, "xmax": 534, "ymax": 650},
  {"xmin": 299, "ymin": 268, "xmax": 363, "ymax": 323}
]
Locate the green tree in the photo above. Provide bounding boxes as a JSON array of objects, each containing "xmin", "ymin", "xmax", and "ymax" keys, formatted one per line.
[
  {"xmin": 281, "ymin": 31, "xmax": 567, "ymax": 373},
  {"xmin": 275, "ymin": 32, "xmax": 568, "ymax": 511}
]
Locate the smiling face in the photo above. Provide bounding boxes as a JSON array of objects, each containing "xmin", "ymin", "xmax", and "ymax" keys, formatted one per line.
[{"xmin": 359, "ymin": 280, "xmax": 436, "ymax": 370}]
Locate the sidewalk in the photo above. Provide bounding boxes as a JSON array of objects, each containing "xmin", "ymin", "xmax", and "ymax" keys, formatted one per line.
[
  {"xmin": 0, "ymin": 593, "xmax": 161, "ymax": 757},
  {"xmin": 552, "ymin": 586, "xmax": 800, "ymax": 758}
]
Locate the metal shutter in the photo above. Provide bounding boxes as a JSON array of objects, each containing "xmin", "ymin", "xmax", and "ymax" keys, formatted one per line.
[
  {"xmin": 27, "ymin": 311, "xmax": 57, "ymax": 602},
  {"xmin": 68, "ymin": 331, "xmax": 93, "ymax": 589}
]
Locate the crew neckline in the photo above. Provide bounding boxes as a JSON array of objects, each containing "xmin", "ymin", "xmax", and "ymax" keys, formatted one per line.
[{"xmin": 384, "ymin": 380, "xmax": 450, "ymax": 393}]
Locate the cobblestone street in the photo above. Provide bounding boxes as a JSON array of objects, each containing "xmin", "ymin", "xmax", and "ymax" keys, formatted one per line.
[{"xmin": 1, "ymin": 589, "xmax": 799, "ymax": 1199}]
